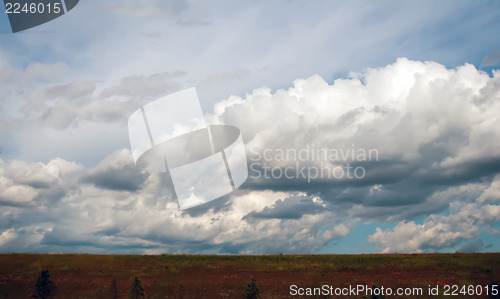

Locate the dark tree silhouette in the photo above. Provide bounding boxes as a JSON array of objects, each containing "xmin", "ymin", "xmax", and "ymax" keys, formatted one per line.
[
  {"xmin": 35, "ymin": 270, "xmax": 55, "ymax": 299},
  {"xmin": 129, "ymin": 276, "xmax": 145, "ymax": 299},
  {"xmin": 242, "ymin": 278, "xmax": 261, "ymax": 299}
]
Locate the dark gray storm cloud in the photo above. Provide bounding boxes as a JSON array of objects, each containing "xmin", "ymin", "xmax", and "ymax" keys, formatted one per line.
[
  {"xmin": 81, "ymin": 165, "xmax": 148, "ymax": 192},
  {"xmin": 456, "ymin": 239, "xmax": 485, "ymax": 253},
  {"xmin": 245, "ymin": 195, "xmax": 326, "ymax": 220}
]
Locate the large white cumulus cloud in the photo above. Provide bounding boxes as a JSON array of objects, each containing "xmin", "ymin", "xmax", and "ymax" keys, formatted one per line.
[
  {"xmin": 212, "ymin": 58, "xmax": 500, "ymax": 165},
  {"xmin": 0, "ymin": 58, "xmax": 499, "ymax": 253},
  {"xmin": 206, "ymin": 58, "xmax": 500, "ymax": 252}
]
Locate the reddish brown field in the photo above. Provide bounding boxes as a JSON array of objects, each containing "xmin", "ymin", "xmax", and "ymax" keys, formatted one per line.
[{"xmin": 0, "ymin": 253, "xmax": 498, "ymax": 298}]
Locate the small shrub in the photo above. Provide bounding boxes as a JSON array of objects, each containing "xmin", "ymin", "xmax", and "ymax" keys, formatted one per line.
[
  {"xmin": 34, "ymin": 270, "xmax": 56, "ymax": 299},
  {"xmin": 242, "ymin": 278, "xmax": 261, "ymax": 299},
  {"xmin": 129, "ymin": 276, "xmax": 145, "ymax": 299}
]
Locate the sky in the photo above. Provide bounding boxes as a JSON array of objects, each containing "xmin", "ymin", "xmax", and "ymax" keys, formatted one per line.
[{"xmin": 0, "ymin": 0, "xmax": 500, "ymax": 254}]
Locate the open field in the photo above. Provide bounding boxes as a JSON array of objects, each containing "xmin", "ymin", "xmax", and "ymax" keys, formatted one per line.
[{"xmin": 0, "ymin": 253, "xmax": 499, "ymax": 298}]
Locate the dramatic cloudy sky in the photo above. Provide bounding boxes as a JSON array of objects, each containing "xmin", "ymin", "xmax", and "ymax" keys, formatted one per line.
[{"xmin": 1, "ymin": 0, "xmax": 500, "ymax": 254}]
